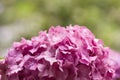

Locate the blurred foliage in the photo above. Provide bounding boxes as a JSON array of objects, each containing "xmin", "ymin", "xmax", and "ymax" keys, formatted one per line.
[{"xmin": 0, "ymin": 0, "xmax": 120, "ymax": 55}]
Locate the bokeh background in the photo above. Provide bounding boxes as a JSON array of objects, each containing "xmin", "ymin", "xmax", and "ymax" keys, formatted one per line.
[{"xmin": 0, "ymin": 0, "xmax": 120, "ymax": 56}]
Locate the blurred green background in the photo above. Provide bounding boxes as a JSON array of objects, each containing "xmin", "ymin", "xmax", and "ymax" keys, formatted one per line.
[{"xmin": 0, "ymin": 0, "xmax": 120, "ymax": 56}]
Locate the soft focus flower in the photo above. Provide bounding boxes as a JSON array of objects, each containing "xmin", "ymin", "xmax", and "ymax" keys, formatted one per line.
[
  {"xmin": 0, "ymin": 25, "xmax": 116, "ymax": 80},
  {"xmin": 0, "ymin": 59, "xmax": 7, "ymax": 80},
  {"xmin": 107, "ymin": 50, "xmax": 120, "ymax": 80}
]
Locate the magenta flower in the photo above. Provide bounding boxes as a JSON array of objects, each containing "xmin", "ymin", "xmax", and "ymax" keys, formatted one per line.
[
  {"xmin": 107, "ymin": 50, "xmax": 120, "ymax": 80},
  {"xmin": 0, "ymin": 25, "xmax": 116, "ymax": 80}
]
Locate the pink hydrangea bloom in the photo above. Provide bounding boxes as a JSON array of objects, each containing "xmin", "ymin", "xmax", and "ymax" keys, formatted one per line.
[
  {"xmin": 0, "ymin": 25, "xmax": 116, "ymax": 80},
  {"xmin": 107, "ymin": 50, "xmax": 120, "ymax": 80}
]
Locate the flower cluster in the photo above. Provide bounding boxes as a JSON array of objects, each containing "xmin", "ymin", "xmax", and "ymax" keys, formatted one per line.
[{"xmin": 0, "ymin": 25, "xmax": 117, "ymax": 80}]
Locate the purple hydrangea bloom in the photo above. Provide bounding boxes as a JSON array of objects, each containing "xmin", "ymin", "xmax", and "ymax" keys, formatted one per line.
[{"xmin": 0, "ymin": 25, "xmax": 116, "ymax": 80}]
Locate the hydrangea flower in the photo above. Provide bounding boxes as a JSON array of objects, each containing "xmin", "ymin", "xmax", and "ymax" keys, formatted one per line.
[
  {"xmin": 108, "ymin": 50, "xmax": 120, "ymax": 80},
  {"xmin": 0, "ymin": 25, "xmax": 116, "ymax": 80}
]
